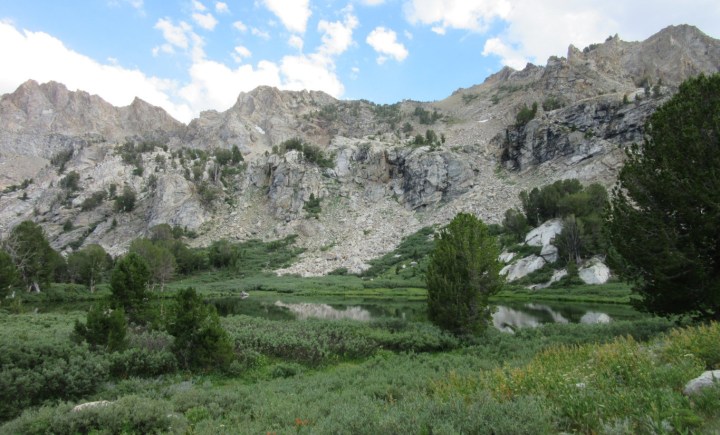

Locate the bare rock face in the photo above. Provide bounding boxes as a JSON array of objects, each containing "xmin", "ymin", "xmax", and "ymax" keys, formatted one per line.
[
  {"xmin": 388, "ymin": 147, "xmax": 475, "ymax": 209},
  {"xmin": 147, "ymin": 173, "xmax": 207, "ymax": 230},
  {"xmin": 0, "ymin": 25, "xmax": 719, "ymax": 275},
  {"xmin": 184, "ymin": 86, "xmax": 337, "ymax": 153},
  {"xmin": 0, "ymin": 81, "xmax": 184, "ymax": 159}
]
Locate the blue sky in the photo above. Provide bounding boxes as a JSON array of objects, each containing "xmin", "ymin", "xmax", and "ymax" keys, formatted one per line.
[{"xmin": 1, "ymin": 0, "xmax": 719, "ymax": 123}]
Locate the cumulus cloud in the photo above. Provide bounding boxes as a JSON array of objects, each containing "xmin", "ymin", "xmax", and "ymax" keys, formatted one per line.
[
  {"xmin": 154, "ymin": 18, "xmax": 192, "ymax": 49},
  {"xmin": 403, "ymin": 0, "xmax": 511, "ymax": 33},
  {"xmin": 179, "ymin": 60, "xmax": 282, "ymax": 111},
  {"xmin": 279, "ymin": 54, "xmax": 344, "ymax": 96},
  {"xmin": 404, "ymin": 0, "xmax": 720, "ymax": 71},
  {"xmin": 232, "ymin": 20, "xmax": 248, "ymax": 32},
  {"xmin": 154, "ymin": 18, "xmax": 206, "ymax": 61},
  {"xmin": 251, "ymin": 27, "xmax": 271, "ymax": 40},
  {"xmin": 317, "ymin": 13, "xmax": 359, "ymax": 56},
  {"xmin": 366, "ymin": 27, "xmax": 408, "ymax": 64},
  {"xmin": 192, "ymin": 12, "xmax": 218, "ymax": 31},
  {"xmin": 288, "ymin": 35, "xmax": 304, "ymax": 50},
  {"xmin": 0, "ymin": 22, "xmax": 193, "ymax": 122},
  {"xmin": 191, "ymin": 0, "xmax": 207, "ymax": 12},
  {"xmin": 261, "ymin": 0, "xmax": 311, "ymax": 34},
  {"xmin": 215, "ymin": 2, "xmax": 229, "ymax": 14},
  {"xmin": 232, "ymin": 45, "xmax": 252, "ymax": 62}
]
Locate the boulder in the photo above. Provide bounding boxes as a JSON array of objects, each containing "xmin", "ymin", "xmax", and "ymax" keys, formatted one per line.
[
  {"xmin": 72, "ymin": 400, "xmax": 112, "ymax": 412},
  {"xmin": 540, "ymin": 244, "xmax": 559, "ymax": 263},
  {"xmin": 578, "ymin": 259, "xmax": 611, "ymax": 284},
  {"xmin": 683, "ymin": 370, "xmax": 720, "ymax": 396},
  {"xmin": 529, "ymin": 268, "xmax": 568, "ymax": 290},
  {"xmin": 580, "ymin": 312, "xmax": 612, "ymax": 324},
  {"xmin": 525, "ymin": 219, "xmax": 563, "ymax": 247},
  {"xmin": 500, "ymin": 255, "xmax": 546, "ymax": 282},
  {"xmin": 499, "ymin": 251, "xmax": 516, "ymax": 263}
]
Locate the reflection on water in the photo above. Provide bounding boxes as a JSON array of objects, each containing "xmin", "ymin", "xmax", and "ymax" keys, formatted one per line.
[
  {"xmin": 213, "ymin": 296, "xmax": 619, "ymax": 332},
  {"xmin": 273, "ymin": 300, "xmax": 612, "ymax": 331},
  {"xmin": 580, "ymin": 312, "xmax": 612, "ymax": 324},
  {"xmin": 493, "ymin": 303, "xmax": 612, "ymax": 333},
  {"xmin": 274, "ymin": 301, "xmax": 372, "ymax": 321}
]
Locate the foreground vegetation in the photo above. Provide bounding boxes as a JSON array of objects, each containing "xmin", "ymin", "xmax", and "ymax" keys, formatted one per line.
[{"xmin": 1, "ymin": 303, "xmax": 718, "ymax": 433}]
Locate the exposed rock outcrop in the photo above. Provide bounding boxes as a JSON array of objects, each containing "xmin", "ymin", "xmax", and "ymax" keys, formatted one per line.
[{"xmin": 0, "ymin": 25, "xmax": 718, "ymax": 275}]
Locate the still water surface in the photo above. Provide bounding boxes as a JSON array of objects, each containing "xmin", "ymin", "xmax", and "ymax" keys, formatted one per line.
[{"xmin": 212, "ymin": 297, "xmax": 639, "ymax": 333}]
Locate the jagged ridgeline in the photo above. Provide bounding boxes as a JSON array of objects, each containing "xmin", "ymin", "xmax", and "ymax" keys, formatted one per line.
[{"xmin": 1, "ymin": 24, "xmax": 719, "ymax": 276}]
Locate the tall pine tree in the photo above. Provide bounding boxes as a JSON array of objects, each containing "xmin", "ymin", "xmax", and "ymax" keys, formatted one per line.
[{"xmin": 608, "ymin": 74, "xmax": 720, "ymax": 321}]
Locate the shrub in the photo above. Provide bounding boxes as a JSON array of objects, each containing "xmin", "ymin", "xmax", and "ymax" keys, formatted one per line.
[
  {"xmin": 73, "ymin": 304, "xmax": 128, "ymax": 352},
  {"xmin": 114, "ymin": 185, "xmax": 136, "ymax": 212},
  {"xmin": 304, "ymin": 193, "xmax": 321, "ymax": 218},
  {"xmin": 109, "ymin": 253, "xmax": 150, "ymax": 321},
  {"xmin": 515, "ymin": 102, "xmax": 538, "ymax": 126},
  {"xmin": 542, "ymin": 96, "xmax": 564, "ymax": 111},
  {"xmin": 167, "ymin": 287, "xmax": 234, "ymax": 371},
  {"xmin": 0, "ymin": 395, "xmax": 187, "ymax": 435},
  {"xmin": 50, "ymin": 149, "xmax": 74, "ymax": 173},
  {"xmin": 59, "ymin": 171, "xmax": 80, "ymax": 191},
  {"xmin": 80, "ymin": 191, "xmax": 107, "ymax": 211}
]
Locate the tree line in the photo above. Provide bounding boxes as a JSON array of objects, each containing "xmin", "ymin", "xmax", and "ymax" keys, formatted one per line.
[{"xmin": 427, "ymin": 73, "xmax": 720, "ymax": 336}]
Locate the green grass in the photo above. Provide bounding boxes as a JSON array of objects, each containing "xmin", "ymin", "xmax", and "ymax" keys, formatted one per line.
[
  {"xmin": 496, "ymin": 281, "xmax": 634, "ymax": 304},
  {"xmin": 6, "ymin": 307, "xmax": 717, "ymax": 434}
]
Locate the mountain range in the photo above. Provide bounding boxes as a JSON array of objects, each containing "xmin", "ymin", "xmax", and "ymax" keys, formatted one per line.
[{"xmin": 0, "ymin": 24, "xmax": 718, "ymax": 275}]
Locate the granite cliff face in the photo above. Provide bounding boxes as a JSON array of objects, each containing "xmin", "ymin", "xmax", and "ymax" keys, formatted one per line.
[{"xmin": 0, "ymin": 25, "xmax": 718, "ymax": 274}]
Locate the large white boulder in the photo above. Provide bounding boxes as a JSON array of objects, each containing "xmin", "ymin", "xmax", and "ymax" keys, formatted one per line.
[
  {"xmin": 498, "ymin": 251, "xmax": 516, "ymax": 263},
  {"xmin": 578, "ymin": 260, "xmax": 611, "ymax": 284},
  {"xmin": 500, "ymin": 255, "xmax": 546, "ymax": 282},
  {"xmin": 540, "ymin": 244, "xmax": 559, "ymax": 263},
  {"xmin": 525, "ymin": 219, "xmax": 563, "ymax": 247},
  {"xmin": 529, "ymin": 268, "xmax": 568, "ymax": 290},
  {"xmin": 683, "ymin": 370, "xmax": 720, "ymax": 395},
  {"xmin": 72, "ymin": 400, "xmax": 112, "ymax": 412}
]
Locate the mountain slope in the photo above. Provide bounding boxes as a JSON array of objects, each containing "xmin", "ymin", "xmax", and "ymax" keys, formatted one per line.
[{"xmin": 0, "ymin": 25, "xmax": 718, "ymax": 275}]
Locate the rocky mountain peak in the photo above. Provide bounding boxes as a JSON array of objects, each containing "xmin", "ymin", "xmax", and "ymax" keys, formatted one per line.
[{"xmin": 1, "ymin": 24, "xmax": 719, "ymax": 276}]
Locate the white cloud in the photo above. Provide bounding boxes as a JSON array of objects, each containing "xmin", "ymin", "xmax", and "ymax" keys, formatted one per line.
[
  {"xmin": 191, "ymin": 0, "xmax": 207, "ymax": 12},
  {"xmin": 251, "ymin": 27, "xmax": 271, "ymax": 40},
  {"xmin": 261, "ymin": 0, "xmax": 311, "ymax": 34},
  {"xmin": 361, "ymin": 0, "xmax": 385, "ymax": 4},
  {"xmin": 233, "ymin": 45, "xmax": 252, "ymax": 62},
  {"xmin": 0, "ymin": 22, "xmax": 193, "ymax": 122},
  {"xmin": 481, "ymin": 37, "xmax": 527, "ymax": 69},
  {"xmin": 403, "ymin": 0, "xmax": 511, "ymax": 33},
  {"xmin": 403, "ymin": 0, "xmax": 720, "ymax": 71},
  {"xmin": 233, "ymin": 20, "xmax": 248, "ymax": 32},
  {"xmin": 154, "ymin": 18, "xmax": 192, "ymax": 49},
  {"xmin": 154, "ymin": 18, "xmax": 206, "ymax": 61},
  {"xmin": 179, "ymin": 60, "xmax": 282, "ymax": 111},
  {"xmin": 366, "ymin": 27, "xmax": 408, "ymax": 63},
  {"xmin": 288, "ymin": 35, "xmax": 304, "ymax": 50},
  {"xmin": 215, "ymin": 2, "xmax": 230, "ymax": 14},
  {"xmin": 317, "ymin": 13, "xmax": 358, "ymax": 56},
  {"xmin": 192, "ymin": 12, "xmax": 218, "ymax": 31},
  {"xmin": 280, "ymin": 54, "xmax": 344, "ymax": 96}
]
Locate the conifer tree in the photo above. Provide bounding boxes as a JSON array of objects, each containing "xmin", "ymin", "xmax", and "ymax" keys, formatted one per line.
[
  {"xmin": 608, "ymin": 74, "xmax": 720, "ymax": 320},
  {"xmin": 426, "ymin": 213, "xmax": 502, "ymax": 335}
]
